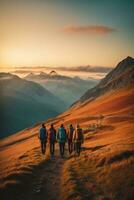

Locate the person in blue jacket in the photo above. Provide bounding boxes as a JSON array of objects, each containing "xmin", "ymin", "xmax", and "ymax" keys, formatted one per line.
[
  {"xmin": 39, "ymin": 124, "xmax": 48, "ymax": 155},
  {"xmin": 57, "ymin": 124, "xmax": 67, "ymax": 158}
]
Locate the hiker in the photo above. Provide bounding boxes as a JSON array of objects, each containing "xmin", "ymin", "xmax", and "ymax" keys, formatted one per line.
[
  {"xmin": 48, "ymin": 124, "xmax": 56, "ymax": 159},
  {"xmin": 39, "ymin": 124, "xmax": 48, "ymax": 155},
  {"xmin": 73, "ymin": 124, "xmax": 84, "ymax": 156},
  {"xmin": 67, "ymin": 124, "xmax": 74, "ymax": 154},
  {"xmin": 57, "ymin": 124, "xmax": 67, "ymax": 158}
]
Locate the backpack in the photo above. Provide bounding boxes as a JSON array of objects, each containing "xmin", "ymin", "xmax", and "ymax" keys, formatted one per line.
[
  {"xmin": 49, "ymin": 128, "xmax": 56, "ymax": 141},
  {"xmin": 76, "ymin": 128, "xmax": 83, "ymax": 141},
  {"xmin": 68, "ymin": 127, "xmax": 74, "ymax": 140},
  {"xmin": 58, "ymin": 127, "xmax": 66, "ymax": 141},
  {"xmin": 40, "ymin": 127, "xmax": 47, "ymax": 140}
]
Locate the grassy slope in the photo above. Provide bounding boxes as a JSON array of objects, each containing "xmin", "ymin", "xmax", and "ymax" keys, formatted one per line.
[{"xmin": 0, "ymin": 88, "xmax": 134, "ymax": 200}]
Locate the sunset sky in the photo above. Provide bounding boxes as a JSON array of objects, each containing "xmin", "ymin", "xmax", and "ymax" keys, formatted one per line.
[{"xmin": 1, "ymin": 0, "xmax": 134, "ymax": 68}]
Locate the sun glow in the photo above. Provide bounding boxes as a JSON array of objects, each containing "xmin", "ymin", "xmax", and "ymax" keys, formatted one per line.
[{"xmin": 0, "ymin": 0, "xmax": 134, "ymax": 68}]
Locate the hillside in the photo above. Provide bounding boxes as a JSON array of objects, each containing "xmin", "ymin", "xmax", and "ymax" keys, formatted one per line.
[
  {"xmin": 0, "ymin": 73, "xmax": 65, "ymax": 138},
  {"xmin": 0, "ymin": 57, "xmax": 134, "ymax": 200}
]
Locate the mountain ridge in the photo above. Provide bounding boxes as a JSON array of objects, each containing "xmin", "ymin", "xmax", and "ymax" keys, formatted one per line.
[
  {"xmin": 25, "ymin": 71, "xmax": 98, "ymax": 107},
  {"xmin": 79, "ymin": 56, "xmax": 134, "ymax": 103}
]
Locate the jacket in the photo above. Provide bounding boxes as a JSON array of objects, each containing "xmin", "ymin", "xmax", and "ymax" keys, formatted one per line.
[
  {"xmin": 39, "ymin": 127, "xmax": 47, "ymax": 141},
  {"xmin": 48, "ymin": 128, "xmax": 56, "ymax": 143},
  {"xmin": 57, "ymin": 127, "xmax": 67, "ymax": 143},
  {"xmin": 73, "ymin": 128, "xmax": 84, "ymax": 143}
]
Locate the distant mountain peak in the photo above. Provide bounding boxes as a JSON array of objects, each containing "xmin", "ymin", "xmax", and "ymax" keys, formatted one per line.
[
  {"xmin": 0, "ymin": 72, "xmax": 20, "ymax": 80},
  {"xmin": 39, "ymin": 72, "xmax": 47, "ymax": 76},
  {"xmin": 29, "ymin": 72, "xmax": 34, "ymax": 75},
  {"xmin": 125, "ymin": 56, "xmax": 134, "ymax": 60},
  {"xmin": 49, "ymin": 70, "xmax": 58, "ymax": 76}
]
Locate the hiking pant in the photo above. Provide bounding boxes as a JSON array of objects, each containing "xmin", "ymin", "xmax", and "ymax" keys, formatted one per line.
[
  {"xmin": 40, "ymin": 140, "xmax": 47, "ymax": 154},
  {"xmin": 68, "ymin": 139, "xmax": 73, "ymax": 154},
  {"xmin": 59, "ymin": 142, "xmax": 65, "ymax": 157},
  {"xmin": 50, "ymin": 142, "xmax": 55, "ymax": 156},
  {"xmin": 75, "ymin": 142, "xmax": 82, "ymax": 156}
]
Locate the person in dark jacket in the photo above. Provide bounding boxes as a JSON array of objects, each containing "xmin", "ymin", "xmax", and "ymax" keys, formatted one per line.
[
  {"xmin": 39, "ymin": 124, "xmax": 48, "ymax": 155},
  {"xmin": 73, "ymin": 124, "xmax": 84, "ymax": 156},
  {"xmin": 48, "ymin": 124, "xmax": 56, "ymax": 159},
  {"xmin": 57, "ymin": 124, "xmax": 67, "ymax": 158},
  {"xmin": 67, "ymin": 124, "xmax": 74, "ymax": 154}
]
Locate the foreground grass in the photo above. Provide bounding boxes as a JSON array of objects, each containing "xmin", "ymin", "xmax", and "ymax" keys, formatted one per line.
[{"xmin": 60, "ymin": 122, "xmax": 134, "ymax": 200}]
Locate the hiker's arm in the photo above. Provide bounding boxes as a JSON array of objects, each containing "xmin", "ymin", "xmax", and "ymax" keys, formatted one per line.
[
  {"xmin": 82, "ymin": 130, "xmax": 84, "ymax": 143},
  {"xmin": 66, "ymin": 130, "xmax": 68, "ymax": 140},
  {"xmin": 56, "ymin": 130, "xmax": 59, "ymax": 140},
  {"xmin": 54, "ymin": 129, "xmax": 57, "ymax": 142},
  {"xmin": 65, "ymin": 129, "xmax": 67, "ymax": 141}
]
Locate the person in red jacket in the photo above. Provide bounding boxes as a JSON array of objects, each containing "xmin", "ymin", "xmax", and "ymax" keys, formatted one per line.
[
  {"xmin": 48, "ymin": 124, "xmax": 56, "ymax": 159},
  {"xmin": 67, "ymin": 124, "xmax": 74, "ymax": 155}
]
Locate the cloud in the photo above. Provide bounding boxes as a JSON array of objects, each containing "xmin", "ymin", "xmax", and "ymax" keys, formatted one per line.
[{"xmin": 61, "ymin": 25, "xmax": 116, "ymax": 34}]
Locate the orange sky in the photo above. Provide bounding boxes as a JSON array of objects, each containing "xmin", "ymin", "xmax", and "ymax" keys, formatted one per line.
[{"xmin": 0, "ymin": 0, "xmax": 134, "ymax": 68}]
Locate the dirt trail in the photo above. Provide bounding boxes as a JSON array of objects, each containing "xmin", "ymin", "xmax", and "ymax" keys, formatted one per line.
[
  {"xmin": 26, "ymin": 151, "xmax": 65, "ymax": 200},
  {"xmin": 0, "ymin": 144, "xmax": 111, "ymax": 200},
  {"xmin": 25, "ymin": 147, "xmax": 111, "ymax": 200}
]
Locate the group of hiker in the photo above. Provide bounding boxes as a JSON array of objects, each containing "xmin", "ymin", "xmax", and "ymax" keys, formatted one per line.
[{"xmin": 39, "ymin": 123, "xmax": 84, "ymax": 159}]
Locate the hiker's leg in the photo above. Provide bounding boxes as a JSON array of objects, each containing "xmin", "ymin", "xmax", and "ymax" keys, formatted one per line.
[
  {"xmin": 70, "ymin": 142, "xmax": 73, "ymax": 154},
  {"xmin": 44, "ymin": 141, "xmax": 46, "ymax": 154},
  {"xmin": 61, "ymin": 143, "xmax": 63, "ymax": 156},
  {"xmin": 41, "ymin": 140, "xmax": 44, "ymax": 154},
  {"xmin": 62, "ymin": 143, "xmax": 65, "ymax": 155},
  {"xmin": 59, "ymin": 143, "xmax": 62, "ymax": 157},
  {"xmin": 50, "ymin": 142, "xmax": 52, "ymax": 155},
  {"xmin": 74, "ymin": 142, "xmax": 76, "ymax": 152},
  {"xmin": 76, "ymin": 143, "xmax": 79, "ymax": 155},
  {"xmin": 52, "ymin": 142, "xmax": 54, "ymax": 155},
  {"xmin": 78, "ymin": 142, "xmax": 81, "ymax": 156},
  {"xmin": 68, "ymin": 141, "xmax": 70, "ymax": 153},
  {"xmin": 69, "ymin": 143, "xmax": 71, "ymax": 154},
  {"xmin": 79, "ymin": 142, "xmax": 82, "ymax": 155}
]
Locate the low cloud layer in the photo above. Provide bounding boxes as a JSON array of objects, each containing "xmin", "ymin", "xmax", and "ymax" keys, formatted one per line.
[{"xmin": 61, "ymin": 25, "xmax": 116, "ymax": 34}]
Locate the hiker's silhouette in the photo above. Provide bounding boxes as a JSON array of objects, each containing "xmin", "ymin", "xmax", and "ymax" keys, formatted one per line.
[
  {"xmin": 39, "ymin": 124, "xmax": 48, "ymax": 155},
  {"xmin": 73, "ymin": 124, "xmax": 84, "ymax": 156},
  {"xmin": 48, "ymin": 124, "xmax": 56, "ymax": 159},
  {"xmin": 57, "ymin": 124, "xmax": 67, "ymax": 158},
  {"xmin": 67, "ymin": 124, "xmax": 74, "ymax": 154}
]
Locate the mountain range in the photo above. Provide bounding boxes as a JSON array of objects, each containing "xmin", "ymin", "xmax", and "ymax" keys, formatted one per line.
[
  {"xmin": 54, "ymin": 65, "xmax": 113, "ymax": 73},
  {"xmin": 12, "ymin": 65, "xmax": 113, "ymax": 74},
  {"xmin": 0, "ymin": 73, "xmax": 65, "ymax": 138},
  {"xmin": 25, "ymin": 72, "xmax": 98, "ymax": 106}
]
